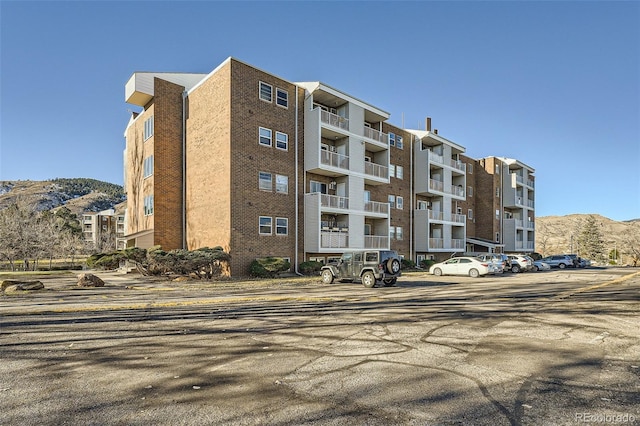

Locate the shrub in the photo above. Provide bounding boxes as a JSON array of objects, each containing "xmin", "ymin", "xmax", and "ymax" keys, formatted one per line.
[
  {"xmin": 86, "ymin": 246, "xmax": 230, "ymax": 279},
  {"xmin": 250, "ymin": 257, "xmax": 291, "ymax": 278},
  {"xmin": 419, "ymin": 259, "xmax": 435, "ymax": 269},
  {"xmin": 401, "ymin": 258, "xmax": 416, "ymax": 270},
  {"xmin": 299, "ymin": 261, "xmax": 323, "ymax": 275}
]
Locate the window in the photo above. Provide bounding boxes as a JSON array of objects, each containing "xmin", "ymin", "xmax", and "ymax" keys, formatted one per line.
[
  {"xmin": 397, "ymin": 135, "xmax": 403, "ymax": 149},
  {"xmin": 496, "ymin": 233, "xmax": 500, "ymax": 242},
  {"xmin": 310, "ymin": 181, "xmax": 327, "ymax": 193},
  {"xmin": 309, "ymin": 256, "xmax": 325, "ymax": 265},
  {"xmin": 388, "ymin": 195, "xmax": 395, "ymax": 209},
  {"xmin": 259, "ymin": 216, "xmax": 272, "ymax": 235},
  {"xmin": 276, "ymin": 88, "xmax": 288, "ymax": 107},
  {"xmin": 275, "ymin": 131, "xmax": 288, "ymax": 150},
  {"xmin": 388, "ymin": 133, "xmax": 396, "ymax": 146},
  {"xmin": 259, "ymin": 127, "xmax": 272, "ymax": 146},
  {"xmin": 389, "ymin": 226, "xmax": 395, "ymax": 240},
  {"xmin": 496, "ymin": 210, "xmax": 500, "ymax": 219},
  {"xmin": 496, "ymin": 188, "xmax": 500, "ymax": 198},
  {"xmin": 389, "ymin": 164, "xmax": 395, "ymax": 178},
  {"xmin": 276, "ymin": 174, "xmax": 288, "ymax": 194},
  {"xmin": 495, "ymin": 164, "xmax": 500, "ymax": 174},
  {"xmin": 144, "ymin": 116, "xmax": 154, "ymax": 141},
  {"xmin": 259, "ymin": 171, "xmax": 272, "ymax": 191},
  {"xmin": 468, "ymin": 209, "xmax": 474, "ymax": 220},
  {"xmin": 396, "ymin": 165, "xmax": 404, "ymax": 180},
  {"xmin": 364, "ymin": 223, "xmax": 372, "ymax": 235},
  {"xmin": 276, "ymin": 217, "xmax": 288, "ymax": 235},
  {"xmin": 143, "ymin": 155, "xmax": 154, "ymax": 178},
  {"xmin": 467, "ymin": 186, "xmax": 473, "ymax": 197},
  {"xmin": 143, "ymin": 195, "xmax": 154, "ymax": 216},
  {"xmin": 397, "ymin": 196, "xmax": 404, "ymax": 210},
  {"xmin": 259, "ymin": 82, "xmax": 272, "ymax": 102},
  {"xmin": 467, "ymin": 163, "xmax": 473, "ymax": 174},
  {"xmin": 417, "ymin": 200, "xmax": 428, "ymax": 210},
  {"xmin": 457, "ymin": 207, "xmax": 463, "ymax": 215},
  {"xmin": 396, "ymin": 226, "xmax": 403, "ymax": 240}
]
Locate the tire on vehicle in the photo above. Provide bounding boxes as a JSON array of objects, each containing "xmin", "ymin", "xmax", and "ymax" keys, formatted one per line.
[
  {"xmin": 559, "ymin": 263, "xmax": 566, "ymax": 269},
  {"xmin": 321, "ymin": 269, "xmax": 334, "ymax": 284},
  {"xmin": 383, "ymin": 278, "xmax": 397, "ymax": 287},
  {"xmin": 361, "ymin": 271, "xmax": 376, "ymax": 288},
  {"xmin": 511, "ymin": 265, "xmax": 520, "ymax": 273},
  {"xmin": 387, "ymin": 258, "xmax": 401, "ymax": 274},
  {"xmin": 433, "ymin": 267, "xmax": 443, "ymax": 276},
  {"xmin": 469, "ymin": 268, "xmax": 480, "ymax": 278}
]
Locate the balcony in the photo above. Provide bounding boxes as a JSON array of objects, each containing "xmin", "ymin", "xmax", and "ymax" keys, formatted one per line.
[
  {"xmin": 428, "ymin": 179, "xmax": 465, "ymax": 198},
  {"xmin": 321, "ymin": 150, "xmax": 349, "ymax": 170},
  {"xmin": 427, "ymin": 210, "xmax": 466, "ymax": 224},
  {"xmin": 364, "ymin": 200, "xmax": 389, "ymax": 215},
  {"xmin": 320, "ymin": 110, "xmax": 348, "ymax": 131},
  {"xmin": 321, "ymin": 230, "xmax": 349, "ymax": 249},
  {"xmin": 363, "ymin": 126, "xmax": 387, "ymax": 144},
  {"xmin": 321, "ymin": 193, "xmax": 349, "ymax": 211},
  {"xmin": 364, "ymin": 161, "xmax": 388, "ymax": 180},
  {"xmin": 364, "ymin": 235, "xmax": 389, "ymax": 249},
  {"xmin": 428, "ymin": 238, "xmax": 465, "ymax": 250}
]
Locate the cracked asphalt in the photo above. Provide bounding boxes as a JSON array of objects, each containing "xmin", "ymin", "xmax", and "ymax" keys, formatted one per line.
[{"xmin": 1, "ymin": 268, "xmax": 639, "ymax": 425}]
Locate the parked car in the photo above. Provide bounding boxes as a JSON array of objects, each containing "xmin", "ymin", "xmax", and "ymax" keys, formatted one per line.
[
  {"xmin": 579, "ymin": 258, "xmax": 591, "ymax": 268},
  {"xmin": 429, "ymin": 257, "xmax": 491, "ymax": 278},
  {"xmin": 475, "ymin": 253, "xmax": 509, "ymax": 274},
  {"xmin": 507, "ymin": 255, "xmax": 534, "ymax": 273},
  {"xmin": 320, "ymin": 250, "xmax": 401, "ymax": 288},
  {"xmin": 540, "ymin": 255, "xmax": 574, "ymax": 269},
  {"xmin": 533, "ymin": 260, "xmax": 551, "ymax": 271}
]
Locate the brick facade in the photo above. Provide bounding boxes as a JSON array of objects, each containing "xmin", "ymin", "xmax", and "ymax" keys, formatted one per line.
[{"xmin": 123, "ymin": 57, "xmax": 535, "ymax": 276}]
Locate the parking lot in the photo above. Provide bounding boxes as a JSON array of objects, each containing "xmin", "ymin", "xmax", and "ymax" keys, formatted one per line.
[{"xmin": 1, "ymin": 267, "xmax": 639, "ymax": 425}]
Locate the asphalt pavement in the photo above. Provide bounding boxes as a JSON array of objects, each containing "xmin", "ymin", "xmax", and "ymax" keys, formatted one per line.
[{"xmin": 1, "ymin": 267, "xmax": 639, "ymax": 425}]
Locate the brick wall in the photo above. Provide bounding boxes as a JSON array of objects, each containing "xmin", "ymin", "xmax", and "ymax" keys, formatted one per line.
[
  {"xmin": 153, "ymin": 78, "xmax": 186, "ymax": 250},
  {"xmin": 228, "ymin": 60, "xmax": 302, "ymax": 275}
]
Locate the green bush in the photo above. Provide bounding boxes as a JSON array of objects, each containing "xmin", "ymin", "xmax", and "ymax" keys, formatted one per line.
[
  {"xmin": 86, "ymin": 246, "xmax": 230, "ymax": 279},
  {"xmin": 419, "ymin": 259, "xmax": 436, "ymax": 269},
  {"xmin": 250, "ymin": 257, "xmax": 291, "ymax": 278},
  {"xmin": 299, "ymin": 261, "xmax": 323, "ymax": 275},
  {"xmin": 401, "ymin": 258, "xmax": 416, "ymax": 270}
]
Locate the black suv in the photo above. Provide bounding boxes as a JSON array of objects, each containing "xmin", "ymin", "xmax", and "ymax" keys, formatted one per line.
[{"xmin": 320, "ymin": 250, "xmax": 401, "ymax": 288}]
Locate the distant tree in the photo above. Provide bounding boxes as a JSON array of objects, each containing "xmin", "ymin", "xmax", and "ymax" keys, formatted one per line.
[
  {"xmin": 621, "ymin": 222, "xmax": 640, "ymax": 267},
  {"xmin": 577, "ymin": 215, "xmax": 605, "ymax": 262}
]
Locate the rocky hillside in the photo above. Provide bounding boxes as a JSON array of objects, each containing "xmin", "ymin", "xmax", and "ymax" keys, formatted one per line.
[
  {"xmin": 535, "ymin": 214, "xmax": 640, "ymax": 261},
  {"xmin": 0, "ymin": 178, "xmax": 125, "ymax": 217}
]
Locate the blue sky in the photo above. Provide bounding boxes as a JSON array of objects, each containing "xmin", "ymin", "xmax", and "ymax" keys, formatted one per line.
[{"xmin": 1, "ymin": 1, "xmax": 638, "ymax": 221}]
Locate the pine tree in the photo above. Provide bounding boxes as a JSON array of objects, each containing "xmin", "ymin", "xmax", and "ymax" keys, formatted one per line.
[{"xmin": 577, "ymin": 215, "xmax": 605, "ymax": 261}]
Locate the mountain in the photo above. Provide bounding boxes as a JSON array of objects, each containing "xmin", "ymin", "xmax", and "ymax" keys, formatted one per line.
[
  {"xmin": 535, "ymin": 214, "xmax": 640, "ymax": 261},
  {"xmin": 0, "ymin": 178, "xmax": 125, "ymax": 217}
]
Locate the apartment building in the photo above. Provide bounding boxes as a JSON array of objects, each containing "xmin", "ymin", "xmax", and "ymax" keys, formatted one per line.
[
  {"xmin": 473, "ymin": 157, "xmax": 536, "ymax": 253},
  {"xmin": 82, "ymin": 208, "xmax": 126, "ymax": 250},
  {"xmin": 123, "ymin": 57, "xmax": 534, "ymax": 275}
]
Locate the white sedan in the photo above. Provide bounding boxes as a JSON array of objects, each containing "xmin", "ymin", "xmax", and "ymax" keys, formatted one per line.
[
  {"xmin": 429, "ymin": 257, "xmax": 491, "ymax": 278},
  {"xmin": 533, "ymin": 260, "xmax": 551, "ymax": 271}
]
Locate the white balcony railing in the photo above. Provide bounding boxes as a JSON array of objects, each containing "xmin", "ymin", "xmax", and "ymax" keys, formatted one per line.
[
  {"xmin": 428, "ymin": 151, "xmax": 444, "ymax": 165},
  {"xmin": 364, "ymin": 200, "xmax": 389, "ymax": 214},
  {"xmin": 365, "ymin": 235, "xmax": 389, "ymax": 249},
  {"xmin": 527, "ymin": 199, "xmax": 535, "ymax": 208},
  {"xmin": 428, "ymin": 210, "xmax": 466, "ymax": 223},
  {"xmin": 449, "ymin": 158, "xmax": 466, "ymax": 172},
  {"xmin": 320, "ymin": 193, "xmax": 349, "ymax": 210},
  {"xmin": 429, "ymin": 238, "xmax": 465, "ymax": 250},
  {"xmin": 320, "ymin": 150, "xmax": 349, "ymax": 170},
  {"xmin": 364, "ymin": 161, "xmax": 388, "ymax": 179},
  {"xmin": 321, "ymin": 231, "xmax": 349, "ymax": 248},
  {"xmin": 320, "ymin": 110, "xmax": 349, "ymax": 131},
  {"xmin": 428, "ymin": 179, "xmax": 465, "ymax": 197},
  {"xmin": 363, "ymin": 127, "xmax": 387, "ymax": 144}
]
